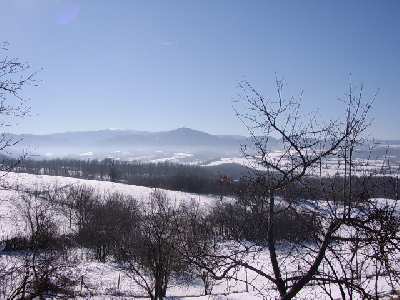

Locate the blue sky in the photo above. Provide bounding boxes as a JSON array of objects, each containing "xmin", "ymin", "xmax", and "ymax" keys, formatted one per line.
[{"xmin": 1, "ymin": 0, "xmax": 399, "ymax": 138}]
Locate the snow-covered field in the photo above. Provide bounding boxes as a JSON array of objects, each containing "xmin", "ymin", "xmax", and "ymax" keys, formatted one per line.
[
  {"xmin": 0, "ymin": 172, "xmax": 262, "ymax": 299},
  {"xmin": 203, "ymin": 153, "xmax": 400, "ymax": 177},
  {"xmin": 0, "ymin": 171, "xmax": 225, "ymax": 240},
  {"xmin": 0, "ymin": 172, "xmax": 398, "ymax": 299},
  {"xmin": 0, "ymin": 171, "xmax": 219, "ymax": 206}
]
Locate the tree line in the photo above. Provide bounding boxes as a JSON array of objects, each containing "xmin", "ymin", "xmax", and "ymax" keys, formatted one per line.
[{"xmin": 2, "ymin": 157, "xmax": 398, "ymax": 200}]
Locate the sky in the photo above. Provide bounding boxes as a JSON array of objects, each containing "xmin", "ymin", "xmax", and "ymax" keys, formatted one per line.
[{"xmin": 1, "ymin": 0, "xmax": 399, "ymax": 139}]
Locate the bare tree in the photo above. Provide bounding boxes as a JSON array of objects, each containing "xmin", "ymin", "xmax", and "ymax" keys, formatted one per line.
[
  {"xmin": 116, "ymin": 190, "xmax": 188, "ymax": 300},
  {"xmin": 185, "ymin": 79, "xmax": 400, "ymax": 299},
  {"xmin": 75, "ymin": 191, "xmax": 139, "ymax": 262},
  {"xmin": 1, "ymin": 187, "xmax": 77, "ymax": 299},
  {"xmin": 0, "ymin": 42, "xmax": 37, "ymax": 161},
  {"xmin": 0, "ymin": 43, "xmax": 40, "ymax": 296},
  {"xmin": 0, "ymin": 40, "xmax": 38, "ymax": 253}
]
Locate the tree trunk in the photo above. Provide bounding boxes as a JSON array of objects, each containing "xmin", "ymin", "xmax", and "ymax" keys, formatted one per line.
[{"xmin": 268, "ymin": 190, "xmax": 287, "ymax": 298}]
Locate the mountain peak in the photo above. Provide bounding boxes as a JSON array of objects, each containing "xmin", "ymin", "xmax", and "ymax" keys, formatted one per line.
[{"xmin": 171, "ymin": 127, "xmax": 209, "ymax": 135}]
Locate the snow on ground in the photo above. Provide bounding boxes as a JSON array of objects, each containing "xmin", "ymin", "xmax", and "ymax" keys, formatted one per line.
[
  {"xmin": 67, "ymin": 242, "xmax": 396, "ymax": 299},
  {"xmin": 0, "ymin": 172, "xmax": 398, "ymax": 299},
  {"xmin": 150, "ymin": 152, "xmax": 195, "ymax": 163},
  {"xmin": 203, "ymin": 154, "xmax": 400, "ymax": 177},
  {"xmin": 204, "ymin": 157, "xmax": 255, "ymax": 168},
  {"xmin": 0, "ymin": 171, "xmax": 220, "ymax": 206},
  {"xmin": 0, "ymin": 244, "xmax": 395, "ymax": 299},
  {"xmin": 0, "ymin": 171, "xmax": 226, "ymax": 241},
  {"xmin": 79, "ymin": 151, "xmax": 94, "ymax": 157}
]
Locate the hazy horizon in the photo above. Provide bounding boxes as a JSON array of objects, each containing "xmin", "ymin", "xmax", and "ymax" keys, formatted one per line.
[{"xmin": 5, "ymin": 126, "xmax": 400, "ymax": 141}]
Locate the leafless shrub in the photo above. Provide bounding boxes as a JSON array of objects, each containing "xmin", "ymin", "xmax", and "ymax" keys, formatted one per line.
[
  {"xmin": 115, "ymin": 190, "xmax": 191, "ymax": 300},
  {"xmin": 1, "ymin": 186, "xmax": 78, "ymax": 299},
  {"xmin": 76, "ymin": 191, "xmax": 139, "ymax": 262},
  {"xmin": 1, "ymin": 250, "xmax": 77, "ymax": 299}
]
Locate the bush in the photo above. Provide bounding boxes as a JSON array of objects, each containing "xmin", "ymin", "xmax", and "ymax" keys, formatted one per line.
[
  {"xmin": 209, "ymin": 200, "xmax": 317, "ymax": 243},
  {"xmin": 76, "ymin": 192, "xmax": 140, "ymax": 262}
]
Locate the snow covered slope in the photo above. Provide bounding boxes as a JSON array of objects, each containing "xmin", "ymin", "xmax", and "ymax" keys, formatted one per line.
[
  {"xmin": 0, "ymin": 171, "xmax": 224, "ymax": 240},
  {"xmin": 0, "ymin": 171, "xmax": 221, "ymax": 204}
]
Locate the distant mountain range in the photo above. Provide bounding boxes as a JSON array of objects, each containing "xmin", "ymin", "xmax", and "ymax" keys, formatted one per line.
[
  {"xmin": 5, "ymin": 128, "xmax": 279, "ymax": 161},
  {"xmin": 8, "ymin": 127, "xmax": 252, "ymax": 149},
  {"xmin": 5, "ymin": 128, "xmax": 400, "ymax": 164}
]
